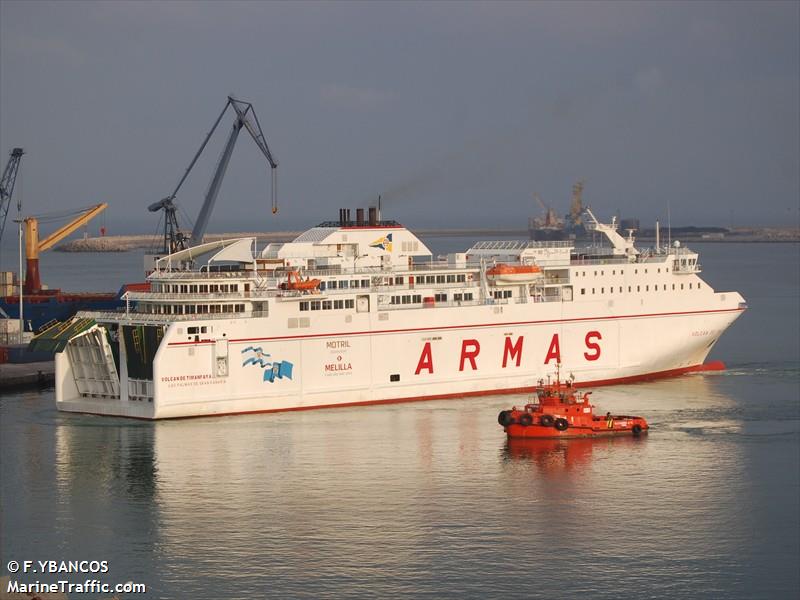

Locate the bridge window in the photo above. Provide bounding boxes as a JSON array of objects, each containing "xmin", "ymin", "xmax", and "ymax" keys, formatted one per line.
[
  {"xmin": 311, "ymin": 301, "xmax": 321, "ymax": 310},
  {"xmin": 581, "ymin": 288, "xmax": 586, "ymax": 295},
  {"xmin": 464, "ymin": 292, "xmax": 473, "ymax": 301},
  {"xmin": 334, "ymin": 300, "xmax": 344, "ymax": 309},
  {"xmin": 345, "ymin": 299, "xmax": 355, "ymax": 309},
  {"xmin": 323, "ymin": 300, "xmax": 332, "ymax": 310}
]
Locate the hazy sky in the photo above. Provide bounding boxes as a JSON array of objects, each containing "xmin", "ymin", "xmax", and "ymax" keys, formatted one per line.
[{"xmin": 1, "ymin": 1, "xmax": 798, "ymax": 238}]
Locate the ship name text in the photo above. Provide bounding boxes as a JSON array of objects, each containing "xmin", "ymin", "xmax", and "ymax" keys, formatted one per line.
[{"xmin": 415, "ymin": 332, "xmax": 603, "ymax": 375}]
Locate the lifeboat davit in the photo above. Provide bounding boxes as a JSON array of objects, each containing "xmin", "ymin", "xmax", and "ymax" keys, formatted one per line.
[
  {"xmin": 486, "ymin": 263, "xmax": 542, "ymax": 285},
  {"xmin": 279, "ymin": 270, "xmax": 321, "ymax": 292},
  {"xmin": 498, "ymin": 378, "xmax": 649, "ymax": 439}
]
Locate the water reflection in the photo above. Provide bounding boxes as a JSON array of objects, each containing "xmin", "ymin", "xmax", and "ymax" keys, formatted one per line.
[
  {"xmin": 503, "ymin": 436, "xmax": 644, "ymax": 473},
  {"xmin": 55, "ymin": 418, "xmax": 158, "ymax": 502},
  {"xmin": 9, "ymin": 369, "xmax": 794, "ymax": 598}
]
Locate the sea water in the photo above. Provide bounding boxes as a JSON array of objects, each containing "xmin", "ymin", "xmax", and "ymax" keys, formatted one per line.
[{"xmin": 1, "ymin": 241, "xmax": 798, "ymax": 599}]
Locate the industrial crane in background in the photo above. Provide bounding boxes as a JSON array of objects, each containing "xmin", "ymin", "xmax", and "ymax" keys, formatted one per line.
[
  {"xmin": 567, "ymin": 180, "xmax": 585, "ymax": 231},
  {"xmin": 532, "ymin": 193, "xmax": 564, "ymax": 228},
  {"xmin": 22, "ymin": 203, "xmax": 108, "ymax": 294},
  {"xmin": 149, "ymin": 95, "xmax": 278, "ymax": 254},
  {"xmin": 0, "ymin": 147, "xmax": 25, "ymax": 250}
]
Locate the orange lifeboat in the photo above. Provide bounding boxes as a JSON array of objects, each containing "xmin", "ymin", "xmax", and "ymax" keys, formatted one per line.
[
  {"xmin": 498, "ymin": 378, "xmax": 649, "ymax": 439},
  {"xmin": 279, "ymin": 270, "xmax": 321, "ymax": 293},
  {"xmin": 486, "ymin": 263, "xmax": 542, "ymax": 284}
]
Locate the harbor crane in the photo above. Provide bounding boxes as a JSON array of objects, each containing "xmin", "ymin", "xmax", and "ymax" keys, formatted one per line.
[
  {"xmin": 0, "ymin": 147, "xmax": 25, "ymax": 247},
  {"xmin": 567, "ymin": 180, "xmax": 585, "ymax": 229},
  {"xmin": 151, "ymin": 96, "xmax": 278, "ymax": 254},
  {"xmin": 533, "ymin": 193, "xmax": 563, "ymax": 228},
  {"xmin": 23, "ymin": 203, "xmax": 107, "ymax": 294}
]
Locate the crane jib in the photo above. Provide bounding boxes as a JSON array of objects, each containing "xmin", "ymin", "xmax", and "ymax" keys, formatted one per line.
[
  {"xmin": 0, "ymin": 147, "xmax": 25, "ymax": 249},
  {"xmin": 153, "ymin": 96, "xmax": 279, "ymax": 254}
]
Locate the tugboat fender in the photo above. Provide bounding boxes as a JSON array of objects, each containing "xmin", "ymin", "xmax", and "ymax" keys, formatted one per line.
[
  {"xmin": 540, "ymin": 414, "xmax": 554, "ymax": 427},
  {"xmin": 632, "ymin": 424, "xmax": 643, "ymax": 436},
  {"xmin": 519, "ymin": 413, "xmax": 533, "ymax": 426},
  {"xmin": 498, "ymin": 410, "xmax": 514, "ymax": 427},
  {"xmin": 554, "ymin": 418, "xmax": 569, "ymax": 431}
]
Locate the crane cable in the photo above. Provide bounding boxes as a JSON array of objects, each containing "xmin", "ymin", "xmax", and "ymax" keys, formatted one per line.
[{"xmin": 28, "ymin": 204, "xmax": 103, "ymax": 223}]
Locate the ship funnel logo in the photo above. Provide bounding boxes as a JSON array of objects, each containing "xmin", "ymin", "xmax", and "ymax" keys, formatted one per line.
[
  {"xmin": 369, "ymin": 233, "xmax": 392, "ymax": 252},
  {"xmin": 241, "ymin": 346, "xmax": 294, "ymax": 383}
]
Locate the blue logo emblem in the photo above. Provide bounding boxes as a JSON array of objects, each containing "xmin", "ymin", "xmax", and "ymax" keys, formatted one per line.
[
  {"xmin": 241, "ymin": 346, "xmax": 294, "ymax": 383},
  {"xmin": 369, "ymin": 233, "xmax": 392, "ymax": 251}
]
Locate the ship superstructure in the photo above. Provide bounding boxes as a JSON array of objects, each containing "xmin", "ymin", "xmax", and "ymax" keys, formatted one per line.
[{"xmin": 54, "ymin": 209, "xmax": 746, "ymax": 419}]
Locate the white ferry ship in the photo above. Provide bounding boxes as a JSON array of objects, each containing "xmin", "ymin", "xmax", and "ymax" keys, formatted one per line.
[{"xmin": 53, "ymin": 208, "xmax": 746, "ymax": 419}]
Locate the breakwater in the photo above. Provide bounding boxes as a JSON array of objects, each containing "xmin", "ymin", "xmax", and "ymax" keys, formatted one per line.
[
  {"xmin": 56, "ymin": 229, "xmax": 530, "ymax": 252},
  {"xmin": 56, "ymin": 226, "xmax": 798, "ymax": 252}
]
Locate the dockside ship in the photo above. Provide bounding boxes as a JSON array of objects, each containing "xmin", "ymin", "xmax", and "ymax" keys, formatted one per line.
[{"xmin": 53, "ymin": 208, "xmax": 746, "ymax": 419}]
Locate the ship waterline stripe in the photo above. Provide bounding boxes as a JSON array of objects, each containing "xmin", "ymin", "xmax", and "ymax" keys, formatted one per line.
[{"xmin": 167, "ymin": 306, "xmax": 745, "ymax": 346}]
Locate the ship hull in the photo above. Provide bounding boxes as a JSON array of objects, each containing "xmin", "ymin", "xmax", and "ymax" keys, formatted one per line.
[{"xmin": 55, "ymin": 299, "xmax": 745, "ymax": 419}]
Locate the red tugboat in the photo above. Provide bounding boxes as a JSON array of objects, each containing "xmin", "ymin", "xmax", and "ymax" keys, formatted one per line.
[{"xmin": 498, "ymin": 375, "xmax": 649, "ymax": 439}]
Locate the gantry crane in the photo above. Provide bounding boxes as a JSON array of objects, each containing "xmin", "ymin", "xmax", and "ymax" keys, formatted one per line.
[
  {"xmin": 150, "ymin": 96, "xmax": 278, "ymax": 254},
  {"xmin": 23, "ymin": 203, "xmax": 107, "ymax": 294},
  {"xmin": 0, "ymin": 147, "xmax": 25, "ymax": 247}
]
